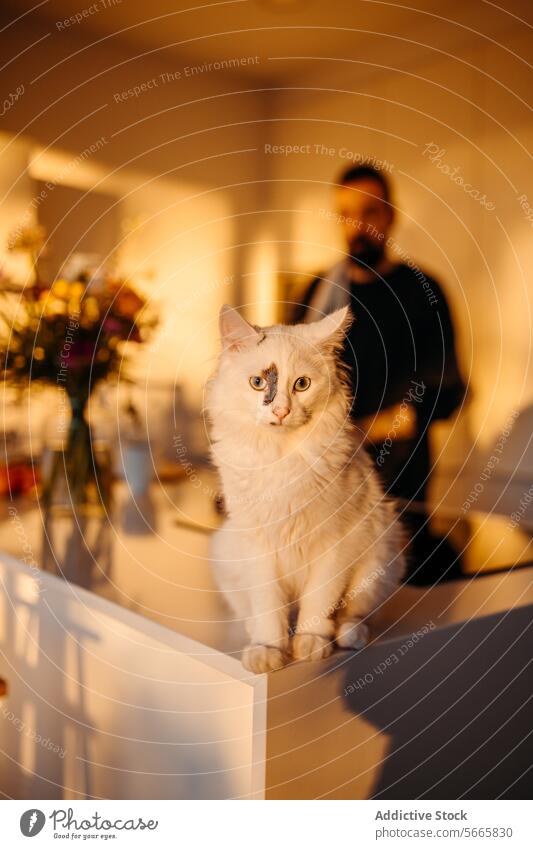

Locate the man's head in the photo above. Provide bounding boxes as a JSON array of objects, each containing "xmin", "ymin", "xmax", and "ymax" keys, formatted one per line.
[{"xmin": 335, "ymin": 164, "xmax": 394, "ymax": 270}]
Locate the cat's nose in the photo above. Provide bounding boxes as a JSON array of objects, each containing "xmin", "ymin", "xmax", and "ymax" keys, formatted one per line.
[{"xmin": 273, "ymin": 406, "xmax": 290, "ymax": 422}]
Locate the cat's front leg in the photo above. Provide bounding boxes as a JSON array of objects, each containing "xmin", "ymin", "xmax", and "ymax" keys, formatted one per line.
[
  {"xmin": 293, "ymin": 552, "xmax": 346, "ymax": 662},
  {"xmin": 242, "ymin": 558, "xmax": 290, "ymax": 674}
]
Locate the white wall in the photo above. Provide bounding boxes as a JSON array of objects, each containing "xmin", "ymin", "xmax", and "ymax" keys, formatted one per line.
[{"xmin": 0, "ymin": 11, "xmax": 268, "ymax": 412}]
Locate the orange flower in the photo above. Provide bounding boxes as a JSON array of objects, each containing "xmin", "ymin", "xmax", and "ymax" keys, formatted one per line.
[
  {"xmin": 114, "ymin": 285, "xmax": 145, "ymax": 319},
  {"xmin": 44, "ymin": 297, "xmax": 67, "ymax": 317},
  {"xmin": 51, "ymin": 279, "xmax": 70, "ymax": 299}
]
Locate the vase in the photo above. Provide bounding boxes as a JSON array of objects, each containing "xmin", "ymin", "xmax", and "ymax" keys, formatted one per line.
[
  {"xmin": 41, "ymin": 391, "xmax": 112, "ymax": 514},
  {"xmin": 122, "ymin": 440, "xmax": 152, "ymax": 498}
]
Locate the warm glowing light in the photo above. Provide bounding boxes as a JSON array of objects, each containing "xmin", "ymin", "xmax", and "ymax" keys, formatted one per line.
[{"xmin": 245, "ymin": 231, "xmax": 279, "ymax": 326}]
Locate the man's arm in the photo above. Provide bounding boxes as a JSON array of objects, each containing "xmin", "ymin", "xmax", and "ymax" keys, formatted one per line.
[
  {"xmin": 359, "ymin": 403, "xmax": 417, "ymax": 443},
  {"xmin": 415, "ymin": 275, "xmax": 466, "ymax": 424},
  {"xmin": 359, "ymin": 275, "xmax": 466, "ymax": 444}
]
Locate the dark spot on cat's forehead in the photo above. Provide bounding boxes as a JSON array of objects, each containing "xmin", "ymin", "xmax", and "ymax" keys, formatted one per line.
[{"xmin": 261, "ymin": 363, "xmax": 278, "ymax": 405}]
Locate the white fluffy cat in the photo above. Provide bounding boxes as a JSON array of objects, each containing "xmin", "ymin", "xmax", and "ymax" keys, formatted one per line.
[{"xmin": 207, "ymin": 304, "xmax": 405, "ymax": 673}]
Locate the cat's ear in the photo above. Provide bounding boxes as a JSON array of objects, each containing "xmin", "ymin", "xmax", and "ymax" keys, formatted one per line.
[
  {"xmin": 219, "ymin": 304, "xmax": 263, "ymax": 352},
  {"xmin": 302, "ymin": 306, "xmax": 352, "ymax": 351}
]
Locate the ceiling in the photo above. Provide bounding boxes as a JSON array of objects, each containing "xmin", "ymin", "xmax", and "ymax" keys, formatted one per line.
[{"xmin": 4, "ymin": 0, "xmax": 532, "ymax": 84}]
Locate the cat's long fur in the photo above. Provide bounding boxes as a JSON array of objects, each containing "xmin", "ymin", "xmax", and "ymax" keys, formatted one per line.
[{"xmin": 206, "ymin": 304, "xmax": 405, "ymax": 673}]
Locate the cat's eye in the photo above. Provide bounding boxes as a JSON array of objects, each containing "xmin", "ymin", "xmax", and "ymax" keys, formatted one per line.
[
  {"xmin": 249, "ymin": 375, "xmax": 267, "ymax": 391},
  {"xmin": 294, "ymin": 376, "xmax": 311, "ymax": 392}
]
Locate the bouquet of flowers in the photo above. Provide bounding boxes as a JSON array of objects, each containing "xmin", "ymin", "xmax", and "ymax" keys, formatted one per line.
[
  {"xmin": 2, "ymin": 274, "xmax": 153, "ymax": 394},
  {"xmin": 1, "ymin": 226, "xmax": 157, "ymax": 510}
]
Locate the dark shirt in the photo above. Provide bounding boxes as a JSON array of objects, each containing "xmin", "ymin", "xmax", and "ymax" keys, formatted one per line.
[
  {"xmin": 292, "ymin": 262, "xmax": 467, "ymax": 578},
  {"xmin": 292, "ymin": 263, "xmax": 465, "ymax": 427}
]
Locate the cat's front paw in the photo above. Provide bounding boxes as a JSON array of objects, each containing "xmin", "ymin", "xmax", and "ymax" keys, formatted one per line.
[
  {"xmin": 242, "ymin": 644, "xmax": 286, "ymax": 673},
  {"xmin": 336, "ymin": 618, "xmax": 369, "ymax": 649},
  {"xmin": 292, "ymin": 633, "xmax": 333, "ymax": 662}
]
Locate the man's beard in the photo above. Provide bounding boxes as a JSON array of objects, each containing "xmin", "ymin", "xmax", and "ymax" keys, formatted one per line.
[{"xmin": 347, "ymin": 236, "xmax": 386, "ymax": 270}]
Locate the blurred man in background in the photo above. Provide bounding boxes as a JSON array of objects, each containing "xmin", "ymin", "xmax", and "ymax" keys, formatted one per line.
[{"xmin": 291, "ymin": 164, "xmax": 466, "ymax": 582}]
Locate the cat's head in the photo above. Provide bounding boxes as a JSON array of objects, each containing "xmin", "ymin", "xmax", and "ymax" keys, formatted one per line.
[{"xmin": 207, "ymin": 305, "xmax": 352, "ymax": 431}]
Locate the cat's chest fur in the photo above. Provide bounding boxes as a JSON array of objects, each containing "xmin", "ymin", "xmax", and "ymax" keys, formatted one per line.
[{"xmin": 212, "ymin": 425, "xmax": 351, "ymax": 541}]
